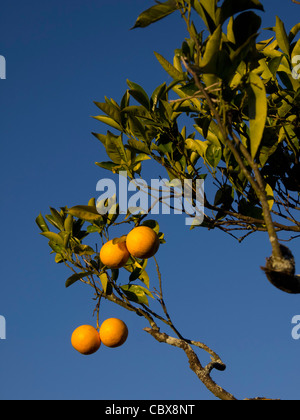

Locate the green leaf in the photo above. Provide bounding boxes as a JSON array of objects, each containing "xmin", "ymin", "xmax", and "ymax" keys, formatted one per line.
[
  {"xmin": 128, "ymin": 116, "xmax": 147, "ymax": 140},
  {"xmin": 92, "ymin": 132, "xmax": 107, "ymax": 145},
  {"xmin": 205, "ymin": 143, "xmax": 222, "ymax": 168},
  {"xmin": 121, "ymin": 284, "xmax": 154, "ymax": 306},
  {"xmin": 232, "ymin": 11, "xmax": 261, "ymax": 48},
  {"xmin": 217, "ymin": 0, "xmax": 264, "ymax": 26},
  {"xmin": 36, "ymin": 213, "xmax": 50, "ymax": 233},
  {"xmin": 289, "ymin": 22, "xmax": 300, "ymax": 43},
  {"xmin": 132, "ymin": 0, "xmax": 178, "ymax": 29},
  {"xmin": 151, "ymin": 82, "xmax": 167, "ymax": 110},
  {"xmin": 48, "ymin": 207, "xmax": 65, "ymax": 231},
  {"xmin": 247, "ymin": 72, "xmax": 267, "ymax": 158},
  {"xmin": 64, "ymin": 214, "xmax": 73, "ymax": 233},
  {"xmin": 127, "ymin": 80, "xmax": 150, "ymax": 110},
  {"xmin": 128, "ymin": 138, "xmax": 151, "ymax": 155},
  {"xmin": 142, "ymin": 219, "xmax": 160, "ymax": 234},
  {"xmin": 86, "ymin": 225, "xmax": 102, "ymax": 233},
  {"xmin": 105, "ymin": 132, "xmax": 128, "ymax": 164},
  {"xmin": 94, "ymin": 102, "xmax": 122, "ymax": 125},
  {"xmin": 199, "ymin": 25, "xmax": 222, "ymax": 73},
  {"xmin": 92, "ymin": 116, "xmax": 122, "ymax": 131},
  {"xmin": 73, "ymin": 244, "xmax": 95, "ymax": 256},
  {"xmin": 265, "ymin": 184, "xmax": 274, "ymax": 211},
  {"xmin": 193, "ymin": 0, "xmax": 217, "ymax": 34},
  {"xmin": 107, "ymin": 203, "xmax": 119, "ymax": 226},
  {"xmin": 99, "ymin": 273, "xmax": 111, "ymax": 294},
  {"xmin": 95, "ymin": 161, "xmax": 120, "ymax": 172},
  {"xmin": 275, "ymin": 16, "xmax": 290, "ymax": 56},
  {"xmin": 40, "ymin": 231, "xmax": 65, "ymax": 246},
  {"xmin": 66, "ymin": 271, "xmax": 93, "ymax": 288},
  {"xmin": 68, "ymin": 205, "xmax": 102, "ymax": 222},
  {"xmin": 154, "ymin": 52, "xmax": 186, "ymax": 81}
]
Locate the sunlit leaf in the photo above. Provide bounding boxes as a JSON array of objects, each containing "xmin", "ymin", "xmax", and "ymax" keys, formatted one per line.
[
  {"xmin": 68, "ymin": 205, "xmax": 102, "ymax": 222},
  {"xmin": 154, "ymin": 52, "xmax": 186, "ymax": 81},
  {"xmin": 65, "ymin": 271, "xmax": 93, "ymax": 288},
  {"xmin": 275, "ymin": 16, "xmax": 290, "ymax": 56},
  {"xmin": 132, "ymin": 0, "xmax": 178, "ymax": 29},
  {"xmin": 247, "ymin": 72, "xmax": 267, "ymax": 158},
  {"xmin": 36, "ymin": 214, "xmax": 50, "ymax": 233}
]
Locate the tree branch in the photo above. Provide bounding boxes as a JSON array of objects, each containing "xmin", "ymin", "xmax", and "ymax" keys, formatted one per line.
[{"xmin": 143, "ymin": 328, "xmax": 237, "ymax": 401}]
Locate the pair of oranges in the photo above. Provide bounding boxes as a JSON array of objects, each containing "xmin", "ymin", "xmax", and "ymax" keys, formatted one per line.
[
  {"xmin": 100, "ymin": 225, "xmax": 160, "ymax": 270},
  {"xmin": 72, "ymin": 227, "xmax": 159, "ymax": 355},
  {"xmin": 72, "ymin": 318, "xmax": 128, "ymax": 355}
]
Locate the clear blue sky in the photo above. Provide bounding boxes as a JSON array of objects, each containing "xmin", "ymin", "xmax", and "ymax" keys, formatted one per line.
[{"xmin": 0, "ymin": 0, "xmax": 300, "ymax": 401}]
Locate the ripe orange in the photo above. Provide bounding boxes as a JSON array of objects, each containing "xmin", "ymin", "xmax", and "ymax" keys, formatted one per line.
[
  {"xmin": 71, "ymin": 325, "xmax": 101, "ymax": 355},
  {"xmin": 99, "ymin": 318, "xmax": 128, "ymax": 348},
  {"xmin": 100, "ymin": 239, "xmax": 130, "ymax": 269},
  {"xmin": 126, "ymin": 226, "xmax": 160, "ymax": 259}
]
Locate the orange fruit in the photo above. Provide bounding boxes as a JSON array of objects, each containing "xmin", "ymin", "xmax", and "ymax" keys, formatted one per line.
[
  {"xmin": 71, "ymin": 325, "xmax": 101, "ymax": 355},
  {"xmin": 99, "ymin": 318, "xmax": 128, "ymax": 348},
  {"xmin": 100, "ymin": 239, "xmax": 130, "ymax": 269},
  {"xmin": 126, "ymin": 226, "xmax": 160, "ymax": 259}
]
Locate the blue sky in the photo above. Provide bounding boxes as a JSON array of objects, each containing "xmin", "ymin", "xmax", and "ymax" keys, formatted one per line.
[{"xmin": 0, "ymin": 0, "xmax": 300, "ymax": 401}]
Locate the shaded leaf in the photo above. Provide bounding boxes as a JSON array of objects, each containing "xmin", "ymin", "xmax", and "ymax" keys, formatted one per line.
[{"xmin": 217, "ymin": 0, "xmax": 264, "ymax": 26}]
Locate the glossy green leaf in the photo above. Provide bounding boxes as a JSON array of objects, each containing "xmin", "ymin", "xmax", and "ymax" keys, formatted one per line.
[
  {"xmin": 247, "ymin": 72, "xmax": 267, "ymax": 158},
  {"xmin": 98, "ymin": 273, "xmax": 108, "ymax": 293},
  {"xmin": 154, "ymin": 52, "xmax": 186, "ymax": 81},
  {"xmin": 92, "ymin": 132, "xmax": 107, "ymax": 145},
  {"xmin": 151, "ymin": 82, "xmax": 167, "ymax": 110},
  {"xmin": 193, "ymin": 0, "xmax": 217, "ymax": 34},
  {"xmin": 40, "ymin": 231, "xmax": 65, "ymax": 246},
  {"xmin": 105, "ymin": 132, "xmax": 128, "ymax": 164},
  {"xmin": 142, "ymin": 219, "xmax": 160, "ymax": 234},
  {"xmin": 205, "ymin": 143, "xmax": 222, "ymax": 168},
  {"xmin": 73, "ymin": 244, "xmax": 95, "ymax": 256},
  {"xmin": 95, "ymin": 161, "xmax": 120, "ymax": 172},
  {"xmin": 275, "ymin": 16, "xmax": 290, "ymax": 56},
  {"xmin": 36, "ymin": 214, "xmax": 50, "ymax": 233},
  {"xmin": 68, "ymin": 205, "xmax": 102, "ymax": 222},
  {"xmin": 132, "ymin": 0, "xmax": 178, "ymax": 29},
  {"xmin": 217, "ymin": 0, "xmax": 264, "ymax": 26},
  {"xmin": 94, "ymin": 102, "xmax": 122, "ymax": 125},
  {"xmin": 65, "ymin": 271, "xmax": 93, "ymax": 288},
  {"xmin": 93, "ymin": 116, "xmax": 122, "ymax": 131},
  {"xmin": 121, "ymin": 284, "xmax": 154, "ymax": 306},
  {"xmin": 199, "ymin": 25, "xmax": 222, "ymax": 72},
  {"xmin": 127, "ymin": 80, "xmax": 150, "ymax": 110},
  {"xmin": 128, "ymin": 138, "xmax": 151, "ymax": 155},
  {"xmin": 64, "ymin": 214, "xmax": 73, "ymax": 233}
]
